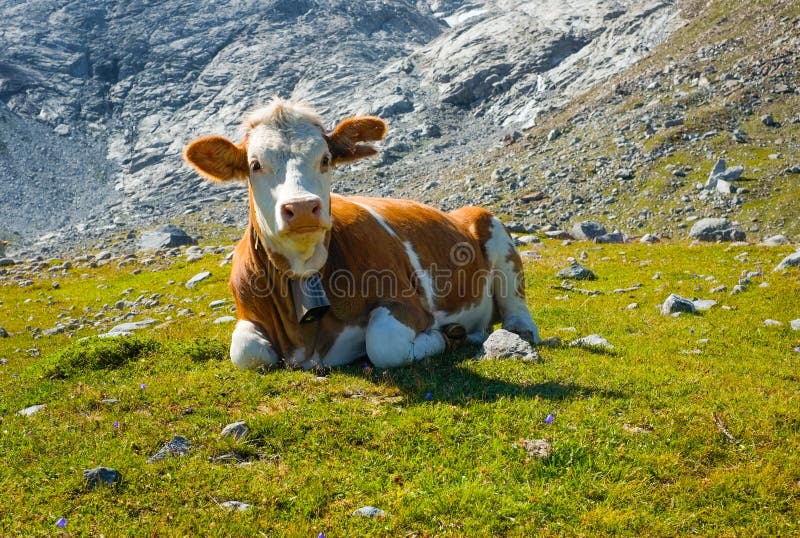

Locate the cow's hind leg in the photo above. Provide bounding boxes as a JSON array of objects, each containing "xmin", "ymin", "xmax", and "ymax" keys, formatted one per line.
[
  {"xmin": 365, "ymin": 306, "xmax": 446, "ymax": 368},
  {"xmin": 230, "ymin": 320, "xmax": 281, "ymax": 370},
  {"xmin": 484, "ymin": 216, "xmax": 541, "ymax": 343}
]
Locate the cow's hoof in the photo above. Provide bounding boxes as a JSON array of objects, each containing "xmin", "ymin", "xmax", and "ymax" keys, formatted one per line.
[{"xmin": 441, "ymin": 323, "xmax": 467, "ymax": 351}]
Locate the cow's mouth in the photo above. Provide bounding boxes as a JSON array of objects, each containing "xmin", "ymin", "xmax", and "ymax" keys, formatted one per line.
[{"xmin": 287, "ymin": 225, "xmax": 326, "ymax": 235}]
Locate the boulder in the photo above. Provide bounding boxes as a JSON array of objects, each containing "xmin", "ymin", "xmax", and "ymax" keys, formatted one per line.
[
  {"xmin": 774, "ymin": 251, "xmax": 800, "ymax": 271},
  {"xmin": 570, "ymin": 221, "xmax": 607, "ymax": 241},
  {"xmin": 481, "ymin": 329, "xmax": 539, "ymax": 361},
  {"xmin": 661, "ymin": 294, "xmax": 696, "ymax": 315},
  {"xmin": 689, "ymin": 218, "xmax": 745, "ymax": 242},
  {"xmin": 138, "ymin": 225, "xmax": 196, "ymax": 251}
]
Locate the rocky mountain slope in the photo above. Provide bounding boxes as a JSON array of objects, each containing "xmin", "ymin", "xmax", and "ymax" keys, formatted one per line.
[{"xmin": 0, "ymin": 0, "xmax": 682, "ymax": 253}]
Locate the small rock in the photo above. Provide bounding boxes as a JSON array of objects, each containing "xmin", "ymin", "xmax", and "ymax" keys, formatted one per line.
[
  {"xmin": 790, "ymin": 319, "xmax": 800, "ymax": 331},
  {"xmin": 213, "ymin": 316, "xmax": 237, "ymax": 324},
  {"xmin": 220, "ymin": 501, "xmax": 252, "ymax": 512},
  {"xmin": 689, "ymin": 218, "xmax": 745, "ymax": 242},
  {"xmin": 761, "ymin": 235, "xmax": 790, "ymax": 246},
  {"xmin": 106, "ymin": 318, "xmax": 158, "ymax": 334},
  {"xmin": 147, "ymin": 435, "xmax": 191, "ymax": 463},
  {"xmin": 692, "ymin": 299, "xmax": 717, "ymax": 311},
  {"xmin": 774, "ymin": 252, "xmax": 800, "ymax": 271},
  {"xmin": 763, "ymin": 319, "xmax": 782, "ymax": 327},
  {"xmin": 83, "ymin": 467, "xmax": 122, "ymax": 489},
  {"xmin": 731, "ymin": 284, "xmax": 746, "ymax": 295},
  {"xmin": 352, "ymin": 506, "xmax": 387, "ymax": 518},
  {"xmin": 661, "ymin": 294, "xmax": 696, "ymax": 315},
  {"xmin": 594, "ymin": 231, "xmax": 626, "ymax": 244},
  {"xmin": 0, "ymin": 257, "xmax": 14, "ymax": 267},
  {"xmin": 17, "ymin": 404, "xmax": 46, "ymax": 416},
  {"xmin": 710, "ymin": 285, "xmax": 727, "ymax": 293},
  {"xmin": 520, "ymin": 438, "xmax": 552, "ymax": 459},
  {"xmin": 640, "ymin": 234, "xmax": 660, "ymax": 244},
  {"xmin": 220, "ymin": 421, "xmax": 249, "ymax": 440},
  {"xmin": 0, "ymin": 327, "xmax": 8, "ymax": 338},
  {"xmin": 544, "ymin": 230, "xmax": 573, "ymax": 240},
  {"xmin": 546, "ymin": 128, "xmax": 561, "ymax": 142},
  {"xmin": 138, "ymin": 225, "xmax": 196, "ymax": 250},
  {"xmin": 185, "ymin": 271, "xmax": 212, "ymax": 289},
  {"xmin": 622, "ymin": 424, "xmax": 653, "ymax": 434},
  {"xmin": 556, "ymin": 262, "xmax": 596, "ymax": 281},
  {"xmin": 761, "ymin": 114, "xmax": 777, "ymax": 127},
  {"xmin": 626, "ymin": 303, "xmax": 639, "ymax": 310},
  {"xmin": 571, "ymin": 334, "xmax": 614, "ymax": 351},
  {"xmin": 570, "ymin": 221, "xmax": 607, "ymax": 241},
  {"xmin": 481, "ymin": 329, "xmax": 539, "ymax": 361},
  {"xmin": 209, "ymin": 299, "xmax": 227, "ymax": 309},
  {"xmin": 516, "ymin": 235, "xmax": 540, "ymax": 245}
]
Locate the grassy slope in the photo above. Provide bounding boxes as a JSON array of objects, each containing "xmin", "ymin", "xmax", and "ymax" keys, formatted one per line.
[{"xmin": 1, "ymin": 240, "xmax": 799, "ymax": 536}]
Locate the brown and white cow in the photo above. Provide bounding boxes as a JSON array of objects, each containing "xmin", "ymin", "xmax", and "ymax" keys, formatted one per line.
[{"xmin": 184, "ymin": 98, "xmax": 539, "ymax": 370}]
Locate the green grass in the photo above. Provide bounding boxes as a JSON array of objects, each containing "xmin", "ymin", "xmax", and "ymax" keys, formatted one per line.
[{"xmin": 1, "ymin": 240, "xmax": 799, "ymax": 536}]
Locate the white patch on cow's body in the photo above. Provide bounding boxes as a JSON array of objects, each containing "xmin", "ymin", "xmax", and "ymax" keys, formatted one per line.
[
  {"xmin": 403, "ymin": 241, "xmax": 435, "ymax": 310},
  {"xmin": 435, "ymin": 291, "xmax": 494, "ymax": 335},
  {"xmin": 321, "ymin": 325, "xmax": 366, "ymax": 367},
  {"xmin": 230, "ymin": 320, "xmax": 280, "ymax": 370},
  {"xmin": 485, "ymin": 217, "xmax": 541, "ymax": 343},
  {"xmin": 365, "ymin": 307, "xmax": 445, "ymax": 368},
  {"xmin": 351, "ymin": 201, "xmax": 399, "ymax": 239}
]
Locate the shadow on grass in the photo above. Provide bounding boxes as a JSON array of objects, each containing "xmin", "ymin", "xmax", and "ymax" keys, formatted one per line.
[{"xmin": 336, "ymin": 345, "xmax": 626, "ymax": 405}]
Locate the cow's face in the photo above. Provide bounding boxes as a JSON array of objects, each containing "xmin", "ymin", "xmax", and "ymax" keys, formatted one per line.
[{"xmin": 184, "ymin": 99, "xmax": 386, "ymax": 277}]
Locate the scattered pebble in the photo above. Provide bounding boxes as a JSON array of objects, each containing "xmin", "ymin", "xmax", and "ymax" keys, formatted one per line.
[
  {"xmin": 220, "ymin": 501, "xmax": 252, "ymax": 511},
  {"xmin": 352, "ymin": 506, "xmax": 387, "ymax": 518},
  {"xmin": 17, "ymin": 404, "xmax": 46, "ymax": 416},
  {"xmin": 556, "ymin": 262, "xmax": 596, "ymax": 281},
  {"xmin": 213, "ymin": 316, "xmax": 237, "ymax": 324},
  {"xmin": 661, "ymin": 294, "xmax": 696, "ymax": 315},
  {"xmin": 185, "ymin": 271, "xmax": 212, "ymax": 289},
  {"xmin": 147, "ymin": 435, "xmax": 191, "ymax": 463},
  {"xmin": 220, "ymin": 421, "xmax": 249, "ymax": 440},
  {"xmin": 692, "ymin": 299, "xmax": 717, "ymax": 311},
  {"xmin": 520, "ymin": 438, "xmax": 552, "ymax": 459},
  {"xmin": 622, "ymin": 423, "xmax": 653, "ymax": 434},
  {"xmin": 774, "ymin": 252, "xmax": 800, "ymax": 271},
  {"xmin": 481, "ymin": 329, "xmax": 540, "ymax": 361},
  {"xmin": 83, "ymin": 467, "xmax": 122, "ymax": 489},
  {"xmin": 626, "ymin": 302, "xmax": 639, "ymax": 310},
  {"xmin": 763, "ymin": 319, "xmax": 782, "ymax": 327},
  {"xmin": 791, "ymin": 319, "xmax": 800, "ymax": 331},
  {"xmin": 571, "ymin": 334, "xmax": 614, "ymax": 351}
]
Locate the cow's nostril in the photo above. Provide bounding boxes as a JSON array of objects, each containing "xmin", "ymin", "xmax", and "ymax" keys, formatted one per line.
[{"xmin": 312, "ymin": 203, "xmax": 321, "ymax": 217}]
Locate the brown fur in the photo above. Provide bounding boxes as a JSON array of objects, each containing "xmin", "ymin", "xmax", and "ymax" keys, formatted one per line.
[{"xmin": 183, "ymin": 136, "xmax": 248, "ymax": 182}]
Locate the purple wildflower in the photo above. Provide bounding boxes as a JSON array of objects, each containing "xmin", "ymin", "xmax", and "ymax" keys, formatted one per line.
[
  {"xmin": 12, "ymin": 373, "xmax": 18, "ymax": 378},
  {"xmin": 318, "ymin": 533, "xmax": 326, "ymax": 538},
  {"xmin": 0, "ymin": 358, "xmax": 7, "ymax": 365},
  {"xmin": 56, "ymin": 517, "xmax": 66, "ymax": 528},
  {"xmin": 794, "ymin": 346, "xmax": 800, "ymax": 353},
  {"xmin": 424, "ymin": 392, "xmax": 433, "ymax": 401},
  {"xmin": 545, "ymin": 413, "xmax": 554, "ymax": 424},
  {"xmin": 113, "ymin": 421, "xmax": 119, "ymax": 429},
  {"xmin": 140, "ymin": 383, "xmax": 146, "ymax": 390}
]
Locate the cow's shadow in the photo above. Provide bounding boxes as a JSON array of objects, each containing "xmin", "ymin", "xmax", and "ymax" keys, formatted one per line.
[{"xmin": 335, "ymin": 345, "xmax": 624, "ymax": 405}]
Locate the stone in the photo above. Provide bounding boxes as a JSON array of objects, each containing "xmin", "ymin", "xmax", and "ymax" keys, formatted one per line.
[
  {"xmin": 761, "ymin": 234, "xmax": 790, "ymax": 246},
  {"xmin": 17, "ymin": 404, "xmax": 46, "ymax": 416},
  {"xmin": 138, "ymin": 225, "xmax": 196, "ymax": 251},
  {"xmin": 774, "ymin": 252, "xmax": 800, "ymax": 271},
  {"xmin": 481, "ymin": 329, "xmax": 539, "ymax": 361},
  {"xmin": 661, "ymin": 294, "xmax": 696, "ymax": 315},
  {"xmin": 763, "ymin": 319, "xmax": 782, "ymax": 327},
  {"xmin": 220, "ymin": 421, "xmax": 249, "ymax": 440},
  {"xmin": 106, "ymin": 318, "xmax": 158, "ymax": 334},
  {"xmin": 352, "ymin": 506, "xmax": 386, "ymax": 518},
  {"xmin": 520, "ymin": 439, "xmax": 552, "ymax": 459},
  {"xmin": 556, "ymin": 262, "xmax": 596, "ymax": 281},
  {"xmin": 689, "ymin": 218, "xmax": 745, "ymax": 242},
  {"xmin": 692, "ymin": 299, "xmax": 717, "ymax": 311},
  {"xmin": 571, "ymin": 334, "xmax": 614, "ymax": 351},
  {"xmin": 544, "ymin": 230, "xmax": 573, "ymax": 240},
  {"xmin": 570, "ymin": 221, "xmax": 607, "ymax": 241},
  {"xmin": 791, "ymin": 319, "xmax": 800, "ymax": 331},
  {"xmin": 83, "ymin": 467, "xmax": 122, "ymax": 489},
  {"xmin": 209, "ymin": 299, "xmax": 227, "ymax": 309},
  {"xmin": 220, "ymin": 501, "xmax": 252, "ymax": 512},
  {"xmin": 0, "ymin": 258, "xmax": 15, "ymax": 267},
  {"xmin": 761, "ymin": 114, "xmax": 777, "ymax": 127},
  {"xmin": 147, "ymin": 435, "xmax": 191, "ymax": 463},
  {"xmin": 0, "ymin": 327, "xmax": 8, "ymax": 338},
  {"xmin": 185, "ymin": 271, "xmax": 212, "ymax": 289},
  {"xmin": 622, "ymin": 424, "xmax": 653, "ymax": 434},
  {"xmin": 213, "ymin": 316, "xmax": 237, "ymax": 324},
  {"xmin": 640, "ymin": 234, "xmax": 660, "ymax": 244},
  {"xmin": 516, "ymin": 234, "xmax": 540, "ymax": 245},
  {"xmin": 594, "ymin": 231, "xmax": 625, "ymax": 244},
  {"xmin": 710, "ymin": 285, "xmax": 727, "ymax": 293}
]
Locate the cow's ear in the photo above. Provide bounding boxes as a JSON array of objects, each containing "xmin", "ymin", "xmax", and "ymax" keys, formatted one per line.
[
  {"xmin": 326, "ymin": 117, "xmax": 387, "ymax": 165},
  {"xmin": 184, "ymin": 136, "xmax": 249, "ymax": 181}
]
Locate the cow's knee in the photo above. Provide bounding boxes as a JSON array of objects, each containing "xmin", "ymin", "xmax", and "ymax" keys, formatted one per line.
[
  {"xmin": 503, "ymin": 313, "xmax": 541, "ymax": 344},
  {"xmin": 230, "ymin": 320, "xmax": 280, "ymax": 370},
  {"xmin": 366, "ymin": 307, "xmax": 445, "ymax": 368}
]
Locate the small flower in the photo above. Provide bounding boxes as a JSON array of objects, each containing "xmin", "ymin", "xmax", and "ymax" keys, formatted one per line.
[
  {"xmin": 424, "ymin": 392, "xmax": 433, "ymax": 401},
  {"xmin": 56, "ymin": 517, "xmax": 66, "ymax": 528},
  {"xmin": 0, "ymin": 358, "xmax": 7, "ymax": 365},
  {"xmin": 140, "ymin": 383, "xmax": 146, "ymax": 390},
  {"xmin": 794, "ymin": 346, "xmax": 800, "ymax": 353},
  {"xmin": 113, "ymin": 421, "xmax": 119, "ymax": 429},
  {"xmin": 12, "ymin": 373, "xmax": 18, "ymax": 378},
  {"xmin": 545, "ymin": 413, "xmax": 554, "ymax": 424},
  {"xmin": 690, "ymin": 328, "xmax": 695, "ymax": 334},
  {"xmin": 318, "ymin": 533, "xmax": 326, "ymax": 538}
]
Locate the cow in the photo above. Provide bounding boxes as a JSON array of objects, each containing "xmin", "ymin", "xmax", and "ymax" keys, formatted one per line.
[{"xmin": 184, "ymin": 98, "xmax": 540, "ymax": 370}]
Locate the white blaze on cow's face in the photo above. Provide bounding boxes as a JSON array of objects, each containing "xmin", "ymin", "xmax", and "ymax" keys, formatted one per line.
[
  {"xmin": 183, "ymin": 98, "xmax": 387, "ymax": 277},
  {"xmin": 245, "ymin": 104, "xmax": 333, "ymax": 277}
]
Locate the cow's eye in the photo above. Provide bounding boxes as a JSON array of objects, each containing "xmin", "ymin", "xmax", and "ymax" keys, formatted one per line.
[{"xmin": 250, "ymin": 160, "xmax": 262, "ymax": 172}]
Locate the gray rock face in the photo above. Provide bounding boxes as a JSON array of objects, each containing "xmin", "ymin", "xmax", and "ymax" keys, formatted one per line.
[
  {"xmin": 481, "ymin": 329, "xmax": 540, "ymax": 361},
  {"xmin": 138, "ymin": 225, "xmax": 196, "ymax": 251},
  {"xmin": 571, "ymin": 221, "xmax": 607, "ymax": 241},
  {"xmin": 0, "ymin": 0, "xmax": 680, "ymax": 246},
  {"xmin": 661, "ymin": 293, "xmax": 696, "ymax": 315},
  {"xmin": 774, "ymin": 251, "xmax": 800, "ymax": 271},
  {"xmin": 689, "ymin": 218, "xmax": 746, "ymax": 242},
  {"xmin": 556, "ymin": 262, "xmax": 597, "ymax": 280},
  {"xmin": 83, "ymin": 467, "xmax": 122, "ymax": 489}
]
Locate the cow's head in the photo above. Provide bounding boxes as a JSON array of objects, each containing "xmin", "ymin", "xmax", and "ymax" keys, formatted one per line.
[{"xmin": 184, "ymin": 98, "xmax": 386, "ymax": 277}]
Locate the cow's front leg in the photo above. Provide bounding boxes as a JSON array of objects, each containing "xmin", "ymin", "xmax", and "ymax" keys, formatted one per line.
[
  {"xmin": 365, "ymin": 306, "xmax": 446, "ymax": 368},
  {"xmin": 230, "ymin": 320, "xmax": 280, "ymax": 370}
]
